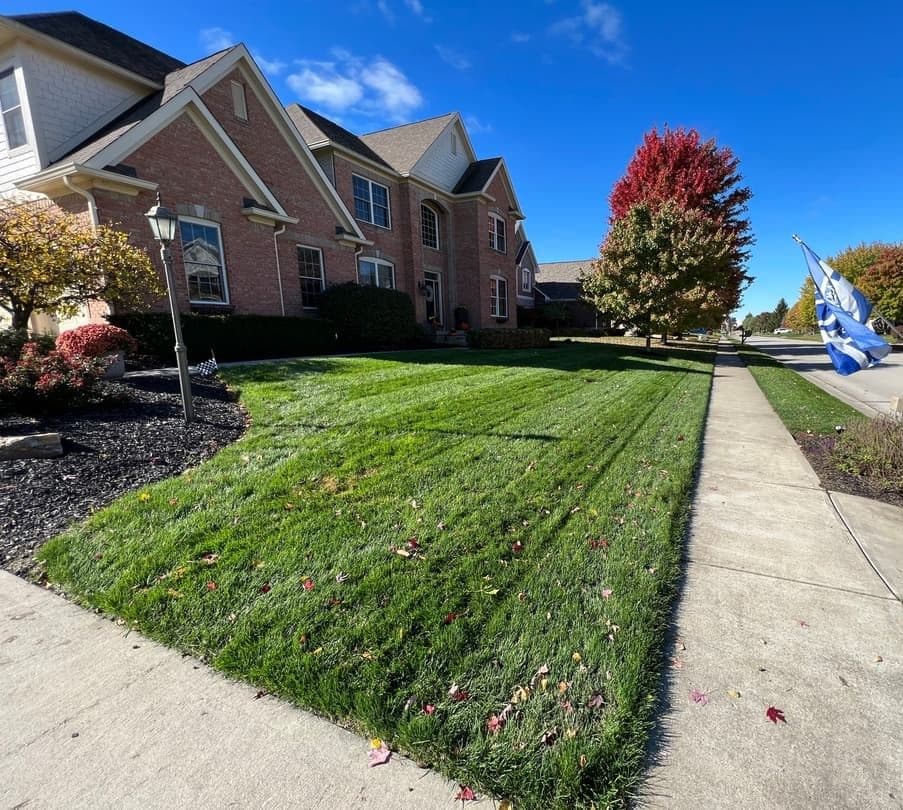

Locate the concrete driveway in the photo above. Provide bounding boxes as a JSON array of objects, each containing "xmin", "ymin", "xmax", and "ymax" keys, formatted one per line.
[{"xmin": 746, "ymin": 336, "xmax": 903, "ymax": 417}]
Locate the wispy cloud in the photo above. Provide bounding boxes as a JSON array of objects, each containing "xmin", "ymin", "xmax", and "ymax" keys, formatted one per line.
[
  {"xmin": 404, "ymin": 0, "xmax": 426, "ymax": 16},
  {"xmin": 511, "ymin": 31, "xmax": 532, "ymax": 44},
  {"xmin": 287, "ymin": 51, "xmax": 423, "ymax": 122},
  {"xmin": 253, "ymin": 53, "xmax": 287, "ymax": 76},
  {"xmin": 549, "ymin": 1, "xmax": 627, "ymax": 64},
  {"xmin": 376, "ymin": 0, "xmax": 394, "ymax": 23},
  {"xmin": 435, "ymin": 45, "xmax": 470, "ymax": 70},
  {"xmin": 200, "ymin": 27, "xmax": 234, "ymax": 52},
  {"xmin": 465, "ymin": 115, "xmax": 492, "ymax": 134}
]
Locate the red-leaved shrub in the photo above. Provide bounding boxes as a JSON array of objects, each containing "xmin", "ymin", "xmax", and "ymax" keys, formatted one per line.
[
  {"xmin": 0, "ymin": 342, "xmax": 106, "ymax": 412},
  {"xmin": 56, "ymin": 324, "xmax": 137, "ymax": 358}
]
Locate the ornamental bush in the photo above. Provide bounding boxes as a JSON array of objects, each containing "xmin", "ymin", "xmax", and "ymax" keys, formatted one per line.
[
  {"xmin": 466, "ymin": 328, "xmax": 552, "ymax": 349},
  {"xmin": 318, "ymin": 283, "xmax": 417, "ymax": 349},
  {"xmin": 0, "ymin": 342, "xmax": 106, "ymax": 412},
  {"xmin": 56, "ymin": 323, "xmax": 137, "ymax": 358},
  {"xmin": 0, "ymin": 328, "xmax": 55, "ymax": 362}
]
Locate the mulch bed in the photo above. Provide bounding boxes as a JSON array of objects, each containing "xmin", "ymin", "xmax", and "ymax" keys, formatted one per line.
[
  {"xmin": 0, "ymin": 375, "xmax": 247, "ymax": 577},
  {"xmin": 796, "ymin": 433, "xmax": 903, "ymax": 509}
]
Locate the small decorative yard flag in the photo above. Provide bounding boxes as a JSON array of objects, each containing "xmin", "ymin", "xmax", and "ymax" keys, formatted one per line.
[
  {"xmin": 794, "ymin": 236, "xmax": 890, "ymax": 376},
  {"xmin": 195, "ymin": 352, "xmax": 218, "ymax": 377}
]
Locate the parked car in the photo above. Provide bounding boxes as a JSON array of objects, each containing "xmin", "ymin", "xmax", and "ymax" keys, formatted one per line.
[{"xmin": 774, "ymin": 327, "xmax": 792, "ymax": 335}]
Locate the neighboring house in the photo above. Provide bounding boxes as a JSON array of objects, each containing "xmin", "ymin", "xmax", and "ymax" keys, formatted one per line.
[
  {"xmin": 0, "ymin": 11, "xmax": 530, "ymax": 334},
  {"xmin": 534, "ymin": 259, "xmax": 601, "ymax": 329},
  {"xmin": 288, "ymin": 105, "xmax": 526, "ymax": 330}
]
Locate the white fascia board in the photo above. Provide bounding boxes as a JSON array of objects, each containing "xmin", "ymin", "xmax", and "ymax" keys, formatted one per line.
[
  {"xmin": 481, "ymin": 159, "xmax": 524, "ymax": 219},
  {"xmin": 242, "ymin": 205, "xmax": 298, "ymax": 225},
  {"xmin": 82, "ymin": 87, "xmax": 288, "ymax": 217},
  {"xmin": 15, "ymin": 162, "xmax": 159, "ymax": 196},
  {"xmin": 188, "ymin": 45, "xmax": 366, "ymax": 242},
  {"xmin": 0, "ymin": 16, "xmax": 162, "ymax": 90}
]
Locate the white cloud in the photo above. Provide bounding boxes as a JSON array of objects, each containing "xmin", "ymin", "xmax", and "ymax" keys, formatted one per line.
[
  {"xmin": 287, "ymin": 53, "xmax": 423, "ymax": 122},
  {"xmin": 376, "ymin": 0, "xmax": 394, "ymax": 23},
  {"xmin": 404, "ymin": 0, "xmax": 425, "ymax": 15},
  {"xmin": 200, "ymin": 27, "xmax": 234, "ymax": 52},
  {"xmin": 253, "ymin": 53, "xmax": 287, "ymax": 76},
  {"xmin": 550, "ymin": 0, "xmax": 627, "ymax": 63},
  {"xmin": 511, "ymin": 32, "xmax": 532, "ymax": 44},
  {"xmin": 435, "ymin": 45, "xmax": 470, "ymax": 70},
  {"xmin": 465, "ymin": 115, "xmax": 492, "ymax": 134}
]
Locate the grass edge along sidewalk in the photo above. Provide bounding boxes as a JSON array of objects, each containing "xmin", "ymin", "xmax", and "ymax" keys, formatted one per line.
[{"xmin": 39, "ymin": 344, "xmax": 714, "ymax": 809}]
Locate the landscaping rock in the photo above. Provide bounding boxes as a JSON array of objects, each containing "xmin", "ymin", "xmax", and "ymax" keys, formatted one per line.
[
  {"xmin": 0, "ymin": 375, "xmax": 246, "ymax": 576},
  {"xmin": 0, "ymin": 433, "xmax": 63, "ymax": 460}
]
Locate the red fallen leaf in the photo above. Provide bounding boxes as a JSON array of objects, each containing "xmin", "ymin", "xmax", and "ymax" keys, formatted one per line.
[
  {"xmin": 368, "ymin": 744, "xmax": 391, "ymax": 767},
  {"xmin": 302, "ymin": 578, "xmax": 315, "ymax": 591},
  {"xmin": 259, "ymin": 583, "xmax": 271, "ymax": 594},
  {"xmin": 451, "ymin": 689, "xmax": 470, "ymax": 702},
  {"xmin": 443, "ymin": 612, "xmax": 458, "ymax": 625},
  {"xmin": 587, "ymin": 692, "xmax": 605, "ymax": 709},
  {"xmin": 422, "ymin": 704, "xmax": 436, "ymax": 715},
  {"xmin": 511, "ymin": 540, "xmax": 524, "ymax": 553},
  {"xmin": 455, "ymin": 786, "xmax": 476, "ymax": 801},
  {"xmin": 689, "ymin": 688, "xmax": 709, "ymax": 705},
  {"xmin": 766, "ymin": 706, "xmax": 787, "ymax": 724},
  {"xmin": 486, "ymin": 714, "xmax": 503, "ymax": 733},
  {"xmin": 327, "ymin": 597, "xmax": 343, "ymax": 607},
  {"xmin": 406, "ymin": 537, "xmax": 421, "ymax": 550},
  {"xmin": 589, "ymin": 537, "xmax": 610, "ymax": 550},
  {"xmin": 205, "ymin": 581, "xmax": 217, "ymax": 591}
]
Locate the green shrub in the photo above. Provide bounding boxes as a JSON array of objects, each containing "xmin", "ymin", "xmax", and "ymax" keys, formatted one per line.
[
  {"xmin": 0, "ymin": 328, "xmax": 55, "ymax": 361},
  {"xmin": 108, "ymin": 313, "xmax": 337, "ymax": 364},
  {"xmin": 832, "ymin": 416, "xmax": 903, "ymax": 493},
  {"xmin": 0, "ymin": 342, "xmax": 106, "ymax": 413},
  {"xmin": 318, "ymin": 283, "xmax": 417, "ymax": 349},
  {"xmin": 466, "ymin": 328, "xmax": 551, "ymax": 349}
]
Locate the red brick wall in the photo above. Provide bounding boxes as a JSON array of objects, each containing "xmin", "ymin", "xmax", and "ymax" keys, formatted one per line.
[{"xmin": 474, "ymin": 170, "xmax": 519, "ymax": 329}]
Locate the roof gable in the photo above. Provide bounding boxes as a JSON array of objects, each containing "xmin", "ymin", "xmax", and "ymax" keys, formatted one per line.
[
  {"xmin": 287, "ymin": 105, "xmax": 393, "ymax": 171},
  {"xmin": 359, "ymin": 112, "xmax": 457, "ymax": 174},
  {"xmin": 536, "ymin": 260, "xmax": 595, "ymax": 284},
  {"xmin": 453, "ymin": 158, "xmax": 501, "ymax": 194},
  {"xmin": 7, "ymin": 11, "xmax": 184, "ymax": 84}
]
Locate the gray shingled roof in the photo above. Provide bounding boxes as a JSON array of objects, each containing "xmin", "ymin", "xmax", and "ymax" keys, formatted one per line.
[
  {"xmin": 10, "ymin": 11, "xmax": 184, "ymax": 83},
  {"xmin": 536, "ymin": 259, "xmax": 594, "ymax": 284},
  {"xmin": 534, "ymin": 282, "xmax": 581, "ymax": 302},
  {"xmin": 358, "ymin": 113, "xmax": 456, "ymax": 174},
  {"xmin": 286, "ymin": 105, "xmax": 393, "ymax": 170},
  {"xmin": 54, "ymin": 50, "xmax": 231, "ymax": 167},
  {"xmin": 452, "ymin": 157, "xmax": 501, "ymax": 194}
]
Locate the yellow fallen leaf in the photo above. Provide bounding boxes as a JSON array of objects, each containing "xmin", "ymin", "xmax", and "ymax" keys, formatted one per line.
[
  {"xmin": 138, "ymin": 492, "xmax": 150, "ymax": 502},
  {"xmin": 312, "ymin": 647, "xmax": 323, "ymax": 655},
  {"xmin": 565, "ymin": 727, "xmax": 577, "ymax": 739},
  {"xmin": 499, "ymin": 802, "xmax": 513, "ymax": 810},
  {"xmin": 727, "ymin": 690, "xmax": 742, "ymax": 699},
  {"xmin": 540, "ymin": 678, "xmax": 549, "ymax": 692},
  {"xmin": 361, "ymin": 650, "xmax": 375, "ymax": 660},
  {"xmin": 558, "ymin": 681, "xmax": 569, "ymax": 695},
  {"xmin": 394, "ymin": 548, "xmax": 411, "ymax": 558},
  {"xmin": 370, "ymin": 738, "xmax": 383, "ymax": 749},
  {"xmin": 572, "ymin": 652, "xmax": 582, "ymax": 663}
]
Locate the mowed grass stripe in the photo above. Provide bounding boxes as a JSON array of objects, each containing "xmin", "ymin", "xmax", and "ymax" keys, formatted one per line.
[{"xmin": 40, "ymin": 343, "xmax": 714, "ymax": 809}]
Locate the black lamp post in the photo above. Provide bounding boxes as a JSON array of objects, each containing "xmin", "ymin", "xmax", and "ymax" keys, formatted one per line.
[{"xmin": 145, "ymin": 192, "xmax": 194, "ymax": 422}]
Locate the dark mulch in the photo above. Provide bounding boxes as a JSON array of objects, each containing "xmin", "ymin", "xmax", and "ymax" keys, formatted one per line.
[
  {"xmin": 0, "ymin": 375, "xmax": 247, "ymax": 577},
  {"xmin": 796, "ymin": 433, "xmax": 903, "ymax": 509}
]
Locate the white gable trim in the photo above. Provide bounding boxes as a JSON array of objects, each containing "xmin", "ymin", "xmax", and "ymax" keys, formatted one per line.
[
  {"xmin": 81, "ymin": 87, "xmax": 288, "ymax": 217},
  {"xmin": 187, "ymin": 45, "xmax": 366, "ymax": 241},
  {"xmin": 478, "ymin": 158, "xmax": 524, "ymax": 219},
  {"xmin": 407, "ymin": 113, "xmax": 476, "ymax": 183}
]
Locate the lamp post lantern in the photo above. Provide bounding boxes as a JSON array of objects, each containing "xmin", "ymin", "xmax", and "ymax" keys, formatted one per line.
[{"xmin": 145, "ymin": 192, "xmax": 194, "ymax": 422}]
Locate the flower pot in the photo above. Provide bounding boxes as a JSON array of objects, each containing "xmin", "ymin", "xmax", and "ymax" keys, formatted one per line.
[{"xmin": 103, "ymin": 351, "xmax": 126, "ymax": 379}]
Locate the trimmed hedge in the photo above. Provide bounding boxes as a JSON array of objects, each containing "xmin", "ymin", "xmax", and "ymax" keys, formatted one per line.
[
  {"xmin": 318, "ymin": 283, "xmax": 417, "ymax": 349},
  {"xmin": 108, "ymin": 313, "xmax": 337, "ymax": 363},
  {"xmin": 466, "ymin": 328, "xmax": 551, "ymax": 349}
]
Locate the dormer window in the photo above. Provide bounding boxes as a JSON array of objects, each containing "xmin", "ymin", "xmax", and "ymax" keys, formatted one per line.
[
  {"xmin": 0, "ymin": 68, "xmax": 27, "ymax": 149},
  {"xmin": 231, "ymin": 81, "xmax": 248, "ymax": 121}
]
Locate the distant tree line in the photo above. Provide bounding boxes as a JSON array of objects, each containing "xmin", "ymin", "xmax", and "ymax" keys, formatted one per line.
[{"xmin": 742, "ymin": 298, "xmax": 788, "ymax": 334}]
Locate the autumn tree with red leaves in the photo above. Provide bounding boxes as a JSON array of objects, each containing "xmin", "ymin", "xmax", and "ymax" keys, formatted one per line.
[
  {"xmin": 585, "ymin": 127, "xmax": 754, "ymax": 341},
  {"xmin": 859, "ymin": 246, "xmax": 903, "ymax": 325}
]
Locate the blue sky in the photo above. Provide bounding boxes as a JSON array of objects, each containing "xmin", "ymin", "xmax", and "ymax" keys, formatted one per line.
[{"xmin": 10, "ymin": 0, "xmax": 903, "ymax": 316}]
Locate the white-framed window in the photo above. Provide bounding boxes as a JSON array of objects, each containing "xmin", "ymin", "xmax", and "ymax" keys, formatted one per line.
[
  {"xmin": 231, "ymin": 80, "xmax": 248, "ymax": 121},
  {"xmin": 352, "ymin": 174, "xmax": 391, "ymax": 228},
  {"xmin": 521, "ymin": 266, "xmax": 532, "ymax": 294},
  {"xmin": 179, "ymin": 217, "xmax": 229, "ymax": 304},
  {"xmin": 0, "ymin": 68, "xmax": 28, "ymax": 150},
  {"xmin": 358, "ymin": 257, "xmax": 395, "ymax": 289},
  {"xmin": 490, "ymin": 275, "xmax": 508, "ymax": 319},
  {"xmin": 489, "ymin": 213, "xmax": 506, "ymax": 253},
  {"xmin": 298, "ymin": 245, "xmax": 325, "ymax": 309},
  {"xmin": 421, "ymin": 204, "xmax": 439, "ymax": 250}
]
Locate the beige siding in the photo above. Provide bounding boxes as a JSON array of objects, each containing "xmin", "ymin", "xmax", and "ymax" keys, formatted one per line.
[{"xmin": 410, "ymin": 120, "xmax": 472, "ymax": 192}]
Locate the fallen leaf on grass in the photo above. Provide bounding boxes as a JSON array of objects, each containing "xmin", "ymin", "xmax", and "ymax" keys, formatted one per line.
[
  {"xmin": 587, "ymin": 693, "xmax": 605, "ymax": 709},
  {"xmin": 443, "ymin": 612, "xmax": 458, "ymax": 625},
  {"xmin": 335, "ymin": 572, "xmax": 348, "ymax": 583},
  {"xmin": 511, "ymin": 541, "xmax": 524, "ymax": 554},
  {"xmin": 200, "ymin": 553, "xmax": 219, "ymax": 565},
  {"xmin": 422, "ymin": 704, "xmax": 436, "ymax": 715},
  {"xmin": 572, "ymin": 651, "xmax": 582, "ymax": 663},
  {"xmin": 689, "ymin": 688, "xmax": 709, "ymax": 705},
  {"xmin": 283, "ymin": 502, "xmax": 295, "ymax": 510},
  {"xmin": 137, "ymin": 492, "xmax": 151, "ymax": 502},
  {"xmin": 455, "ymin": 785, "xmax": 476, "ymax": 801},
  {"xmin": 486, "ymin": 714, "xmax": 504, "ymax": 734},
  {"xmin": 406, "ymin": 538, "xmax": 421, "ymax": 550},
  {"xmin": 589, "ymin": 537, "xmax": 609, "ymax": 550},
  {"xmin": 765, "ymin": 706, "xmax": 786, "ymax": 724},
  {"xmin": 393, "ymin": 547, "xmax": 411, "ymax": 558},
  {"xmin": 448, "ymin": 683, "xmax": 470, "ymax": 702},
  {"xmin": 205, "ymin": 581, "xmax": 217, "ymax": 591},
  {"xmin": 602, "ymin": 588, "xmax": 613, "ymax": 599},
  {"xmin": 302, "ymin": 578, "xmax": 315, "ymax": 591},
  {"xmin": 259, "ymin": 583, "xmax": 271, "ymax": 594}
]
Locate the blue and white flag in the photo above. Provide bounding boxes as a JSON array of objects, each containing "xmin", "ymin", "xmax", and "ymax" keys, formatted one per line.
[{"xmin": 797, "ymin": 240, "xmax": 890, "ymax": 375}]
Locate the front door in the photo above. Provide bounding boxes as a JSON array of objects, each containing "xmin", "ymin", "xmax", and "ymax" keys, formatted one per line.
[{"xmin": 424, "ymin": 270, "xmax": 442, "ymax": 325}]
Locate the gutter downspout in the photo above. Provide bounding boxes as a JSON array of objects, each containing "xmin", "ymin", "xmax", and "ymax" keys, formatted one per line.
[
  {"xmin": 62, "ymin": 175, "xmax": 98, "ymax": 228},
  {"xmin": 273, "ymin": 224, "xmax": 286, "ymax": 316}
]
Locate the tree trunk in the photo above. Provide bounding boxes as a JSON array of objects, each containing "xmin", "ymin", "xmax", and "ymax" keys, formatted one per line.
[
  {"xmin": 660, "ymin": 329, "xmax": 668, "ymax": 345},
  {"xmin": 11, "ymin": 307, "xmax": 31, "ymax": 331},
  {"xmin": 645, "ymin": 332, "xmax": 651, "ymax": 350}
]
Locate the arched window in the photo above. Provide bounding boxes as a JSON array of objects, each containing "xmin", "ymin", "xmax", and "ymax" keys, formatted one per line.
[{"xmin": 421, "ymin": 204, "xmax": 439, "ymax": 250}]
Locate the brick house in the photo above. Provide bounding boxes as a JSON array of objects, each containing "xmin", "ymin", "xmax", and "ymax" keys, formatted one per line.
[
  {"xmin": 534, "ymin": 260, "xmax": 603, "ymax": 329},
  {"xmin": 0, "ymin": 11, "xmax": 532, "ymax": 335}
]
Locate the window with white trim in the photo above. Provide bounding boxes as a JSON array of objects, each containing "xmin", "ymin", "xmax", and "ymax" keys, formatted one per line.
[
  {"xmin": 0, "ymin": 68, "xmax": 27, "ymax": 149},
  {"xmin": 298, "ymin": 245, "xmax": 325, "ymax": 309},
  {"xmin": 352, "ymin": 175, "xmax": 391, "ymax": 228},
  {"xmin": 179, "ymin": 218, "xmax": 229, "ymax": 304},
  {"xmin": 490, "ymin": 275, "xmax": 508, "ymax": 318},
  {"xmin": 231, "ymin": 80, "xmax": 248, "ymax": 121},
  {"xmin": 358, "ymin": 257, "xmax": 395, "ymax": 289},
  {"xmin": 489, "ymin": 213, "xmax": 506, "ymax": 253},
  {"xmin": 521, "ymin": 266, "xmax": 532, "ymax": 294},
  {"xmin": 421, "ymin": 204, "xmax": 439, "ymax": 250}
]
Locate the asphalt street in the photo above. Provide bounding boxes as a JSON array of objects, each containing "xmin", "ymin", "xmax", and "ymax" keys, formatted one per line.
[{"xmin": 746, "ymin": 336, "xmax": 903, "ymax": 417}]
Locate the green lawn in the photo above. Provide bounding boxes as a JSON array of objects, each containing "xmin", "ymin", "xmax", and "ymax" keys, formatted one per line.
[
  {"xmin": 733, "ymin": 342, "xmax": 864, "ymax": 434},
  {"xmin": 41, "ymin": 344, "xmax": 714, "ymax": 808}
]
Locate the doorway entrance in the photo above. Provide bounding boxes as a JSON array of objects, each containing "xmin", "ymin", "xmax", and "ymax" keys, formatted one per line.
[{"xmin": 424, "ymin": 270, "xmax": 442, "ymax": 325}]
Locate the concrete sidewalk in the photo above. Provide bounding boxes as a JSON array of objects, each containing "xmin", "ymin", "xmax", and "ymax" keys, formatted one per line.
[
  {"xmin": 0, "ymin": 571, "xmax": 463, "ymax": 808},
  {"xmin": 641, "ymin": 343, "xmax": 903, "ymax": 808}
]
